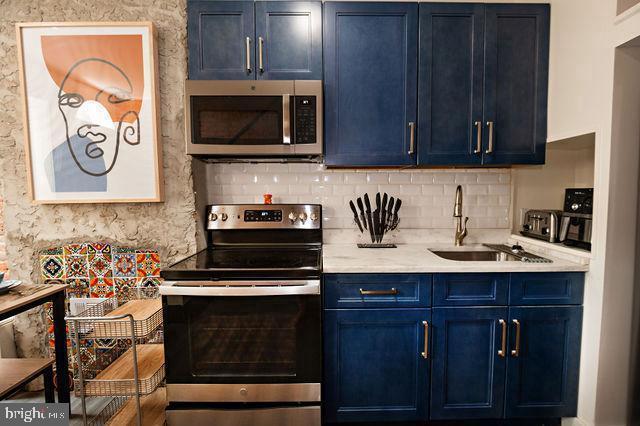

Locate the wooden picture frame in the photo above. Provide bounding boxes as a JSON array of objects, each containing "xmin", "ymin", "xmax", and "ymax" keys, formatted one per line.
[{"xmin": 15, "ymin": 22, "xmax": 163, "ymax": 204}]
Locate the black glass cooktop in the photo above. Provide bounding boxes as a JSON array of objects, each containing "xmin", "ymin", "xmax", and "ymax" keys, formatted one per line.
[{"xmin": 160, "ymin": 246, "xmax": 322, "ymax": 281}]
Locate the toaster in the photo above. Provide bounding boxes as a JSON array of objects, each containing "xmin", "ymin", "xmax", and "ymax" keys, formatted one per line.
[{"xmin": 520, "ymin": 209, "xmax": 563, "ymax": 243}]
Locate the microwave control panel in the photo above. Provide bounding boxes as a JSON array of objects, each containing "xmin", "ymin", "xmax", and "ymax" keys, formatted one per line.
[{"xmin": 294, "ymin": 96, "xmax": 316, "ymax": 145}]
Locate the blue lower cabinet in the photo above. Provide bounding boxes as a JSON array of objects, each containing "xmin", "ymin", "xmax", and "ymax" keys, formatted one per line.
[
  {"xmin": 430, "ymin": 307, "xmax": 507, "ymax": 419},
  {"xmin": 323, "ymin": 308, "xmax": 430, "ymax": 423},
  {"xmin": 505, "ymin": 306, "xmax": 583, "ymax": 418}
]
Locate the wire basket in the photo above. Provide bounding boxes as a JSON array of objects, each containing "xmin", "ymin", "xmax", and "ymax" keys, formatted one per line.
[{"xmin": 88, "ymin": 396, "xmax": 130, "ymax": 426}]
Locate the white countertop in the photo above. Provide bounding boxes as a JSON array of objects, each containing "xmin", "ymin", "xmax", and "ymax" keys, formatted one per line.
[{"xmin": 322, "ymin": 243, "xmax": 589, "ymax": 273}]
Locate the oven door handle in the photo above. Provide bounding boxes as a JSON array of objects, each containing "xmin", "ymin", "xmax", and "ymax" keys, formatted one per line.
[{"xmin": 160, "ymin": 280, "xmax": 320, "ymax": 296}]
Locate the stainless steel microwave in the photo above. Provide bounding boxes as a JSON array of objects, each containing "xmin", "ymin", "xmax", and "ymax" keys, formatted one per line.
[{"xmin": 185, "ymin": 80, "xmax": 322, "ymax": 157}]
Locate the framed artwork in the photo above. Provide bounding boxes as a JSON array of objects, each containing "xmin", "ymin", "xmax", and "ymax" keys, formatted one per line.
[{"xmin": 16, "ymin": 22, "xmax": 163, "ymax": 203}]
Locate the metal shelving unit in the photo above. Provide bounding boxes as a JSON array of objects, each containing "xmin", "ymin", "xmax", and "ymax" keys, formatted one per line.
[{"xmin": 66, "ymin": 288, "xmax": 164, "ymax": 426}]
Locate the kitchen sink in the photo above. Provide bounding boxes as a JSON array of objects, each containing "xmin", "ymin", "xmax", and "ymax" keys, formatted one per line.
[{"xmin": 430, "ymin": 250, "xmax": 520, "ymax": 262}]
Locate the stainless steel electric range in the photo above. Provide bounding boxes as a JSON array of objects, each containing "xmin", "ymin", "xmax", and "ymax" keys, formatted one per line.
[{"xmin": 160, "ymin": 204, "xmax": 322, "ymax": 426}]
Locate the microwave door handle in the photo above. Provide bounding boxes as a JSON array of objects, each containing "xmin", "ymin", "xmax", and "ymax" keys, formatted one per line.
[{"xmin": 283, "ymin": 94, "xmax": 291, "ymax": 145}]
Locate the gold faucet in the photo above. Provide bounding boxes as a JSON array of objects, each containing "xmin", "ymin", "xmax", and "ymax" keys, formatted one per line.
[{"xmin": 453, "ymin": 185, "xmax": 469, "ymax": 246}]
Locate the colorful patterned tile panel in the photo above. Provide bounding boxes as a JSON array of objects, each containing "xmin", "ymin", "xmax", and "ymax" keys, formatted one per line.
[
  {"xmin": 88, "ymin": 254, "xmax": 112, "ymax": 279},
  {"xmin": 136, "ymin": 252, "xmax": 161, "ymax": 277},
  {"xmin": 113, "ymin": 253, "xmax": 136, "ymax": 277},
  {"xmin": 65, "ymin": 255, "xmax": 88, "ymax": 279},
  {"xmin": 66, "ymin": 279, "xmax": 90, "ymax": 299},
  {"xmin": 41, "ymin": 255, "xmax": 65, "ymax": 279},
  {"xmin": 63, "ymin": 243, "xmax": 87, "ymax": 256},
  {"xmin": 87, "ymin": 243, "xmax": 111, "ymax": 255},
  {"xmin": 89, "ymin": 277, "xmax": 114, "ymax": 298}
]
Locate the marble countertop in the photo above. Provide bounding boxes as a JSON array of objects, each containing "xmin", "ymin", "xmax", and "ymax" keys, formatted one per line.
[{"xmin": 322, "ymin": 243, "xmax": 590, "ymax": 273}]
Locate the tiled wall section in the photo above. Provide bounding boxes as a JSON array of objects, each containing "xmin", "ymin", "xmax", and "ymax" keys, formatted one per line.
[{"xmin": 205, "ymin": 164, "xmax": 511, "ymax": 229}]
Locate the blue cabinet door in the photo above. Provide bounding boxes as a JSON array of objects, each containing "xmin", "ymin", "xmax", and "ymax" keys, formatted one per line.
[
  {"xmin": 188, "ymin": 1, "xmax": 255, "ymax": 80},
  {"xmin": 506, "ymin": 306, "xmax": 583, "ymax": 418},
  {"xmin": 430, "ymin": 307, "xmax": 507, "ymax": 419},
  {"xmin": 324, "ymin": 308, "xmax": 430, "ymax": 423},
  {"xmin": 482, "ymin": 4, "xmax": 550, "ymax": 165},
  {"xmin": 255, "ymin": 2, "xmax": 322, "ymax": 80},
  {"xmin": 323, "ymin": 2, "xmax": 418, "ymax": 166},
  {"xmin": 417, "ymin": 3, "xmax": 484, "ymax": 166}
]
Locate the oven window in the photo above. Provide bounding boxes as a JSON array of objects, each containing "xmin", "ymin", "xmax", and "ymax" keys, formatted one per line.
[
  {"xmin": 184, "ymin": 297, "xmax": 317, "ymax": 378},
  {"xmin": 191, "ymin": 96, "xmax": 285, "ymax": 145}
]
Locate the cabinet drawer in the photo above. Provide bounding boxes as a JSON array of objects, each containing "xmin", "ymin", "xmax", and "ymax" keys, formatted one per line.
[
  {"xmin": 433, "ymin": 273, "xmax": 509, "ymax": 306},
  {"xmin": 323, "ymin": 274, "xmax": 431, "ymax": 309},
  {"xmin": 510, "ymin": 272, "xmax": 585, "ymax": 305}
]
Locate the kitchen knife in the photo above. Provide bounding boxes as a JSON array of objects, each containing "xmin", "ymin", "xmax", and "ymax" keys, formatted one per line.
[
  {"xmin": 356, "ymin": 197, "xmax": 367, "ymax": 230},
  {"xmin": 380, "ymin": 193, "xmax": 388, "ymax": 241},
  {"xmin": 363, "ymin": 194, "xmax": 375, "ymax": 243},
  {"xmin": 373, "ymin": 208, "xmax": 380, "ymax": 243},
  {"xmin": 375, "ymin": 193, "xmax": 381, "ymax": 242},
  {"xmin": 349, "ymin": 200, "xmax": 364, "ymax": 233},
  {"xmin": 386, "ymin": 197, "xmax": 395, "ymax": 230},
  {"xmin": 391, "ymin": 198, "xmax": 402, "ymax": 230}
]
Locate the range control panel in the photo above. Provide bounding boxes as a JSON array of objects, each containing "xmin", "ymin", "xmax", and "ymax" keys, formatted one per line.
[{"xmin": 207, "ymin": 204, "xmax": 321, "ymax": 230}]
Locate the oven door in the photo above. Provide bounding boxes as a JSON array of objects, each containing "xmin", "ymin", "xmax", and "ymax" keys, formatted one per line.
[
  {"xmin": 163, "ymin": 284, "xmax": 321, "ymax": 402},
  {"xmin": 185, "ymin": 80, "xmax": 295, "ymax": 156}
]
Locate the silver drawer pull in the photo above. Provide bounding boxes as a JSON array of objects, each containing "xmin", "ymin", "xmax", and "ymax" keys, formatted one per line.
[{"xmin": 359, "ymin": 288, "xmax": 398, "ymax": 296}]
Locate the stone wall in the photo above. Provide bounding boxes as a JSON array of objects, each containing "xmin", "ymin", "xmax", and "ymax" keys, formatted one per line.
[
  {"xmin": 0, "ymin": 1, "xmax": 196, "ymax": 357},
  {"xmin": 0, "ymin": 197, "xmax": 6, "ymax": 273}
]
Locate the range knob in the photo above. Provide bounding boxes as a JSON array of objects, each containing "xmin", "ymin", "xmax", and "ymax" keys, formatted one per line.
[
  {"xmin": 221, "ymin": 213, "xmax": 228, "ymax": 221},
  {"xmin": 541, "ymin": 227, "xmax": 549, "ymax": 235},
  {"xmin": 522, "ymin": 224, "xmax": 530, "ymax": 231},
  {"xmin": 571, "ymin": 202, "xmax": 580, "ymax": 211},
  {"xmin": 310, "ymin": 213, "xmax": 318, "ymax": 222},
  {"xmin": 299, "ymin": 212, "xmax": 308, "ymax": 223},
  {"xmin": 288, "ymin": 212, "xmax": 298, "ymax": 224},
  {"xmin": 209, "ymin": 213, "xmax": 218, "ymax": 221}
]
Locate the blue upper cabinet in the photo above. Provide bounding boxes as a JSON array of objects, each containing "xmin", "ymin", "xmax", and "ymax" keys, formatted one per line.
[
  {"xmin": 482, "ymin": 4, "xmax": 550, "ymax": 165},
  {"xmin": 505, "ymin": 306, "xmax": 583, "ymax": 418},
  {"xmin": 323, "ymin": 308, "xmax": 430, "ymax": 423},
  {"xmin": 430, "ymin": 307, "xmax": 507, "ymax": 419},
  {"xmin": 188, "ymin": 1, "xmax": 255, "ymax": 80},
  {"xmin": 255, "ymin": 2, "xmax": 322, "ymax": 80},
  {"xmin": 418, "ymin": 3, "xmax": 549, "ymax": 166},
  {"xmin": 323, "ymin": 2, "xmax": 418, "ymax": 166},
  {"xmin": 188, "ymin": 1, "xmax": 322, "ymax": 80},
  {"xmin": 418, "ymin": 3, "xmax": 485, "ymax": 166}
]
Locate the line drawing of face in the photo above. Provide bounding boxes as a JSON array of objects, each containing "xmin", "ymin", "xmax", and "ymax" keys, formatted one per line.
[{"xmin": 57, "ymin": 58, "xmax": 140, "ymax": 177}]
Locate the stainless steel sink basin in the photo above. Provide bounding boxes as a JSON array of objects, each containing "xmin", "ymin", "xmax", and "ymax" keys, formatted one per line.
[{"xmin": 430, "ymin": 250, "xmax": 520, "ymax": 262}]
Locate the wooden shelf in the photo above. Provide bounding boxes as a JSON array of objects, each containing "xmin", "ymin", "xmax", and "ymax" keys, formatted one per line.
[
  {"xmin": 107, "ymin": 387, "xmax": 166, "ymax": 426},
  {"xmin": 85, "ymin": 299, "xmax": 162, "ymax": 339},
  {"xmin": 0, "ymin": 358, "xmax": 54, "ymax": 399},
  {"xmin": 83, "ymin": 344, "xmax": 164, "ymax": 397}
]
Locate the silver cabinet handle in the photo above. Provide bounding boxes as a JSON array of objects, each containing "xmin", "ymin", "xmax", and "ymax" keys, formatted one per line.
[
  {"xmin": 245, "ymin": 37, "xmax": 252, "ymax": 74},
  {"xmin": 408, "ymin": 122, "xmax": 416, "ymax": 155},
  {"xmin": 359, "ymin": 288, "xmax": 398, "ymax": 296},
  {"xmin": 421, "ymin": 321, "xmax": 429, "ymax": 359},
  {"xmin": 474, "ymin": 121, "xmax": 482, "ymax": 154},
  {"xmin": 282, "ymin": 94, "xmax": 291, "ymax": 144},
  {"xmin": 485, "ymin": 121, "xmax": 494, "ymax": 154},
  {"xmin": 258, "ymin": 36, "xmax": 264, "ymax": 73}
]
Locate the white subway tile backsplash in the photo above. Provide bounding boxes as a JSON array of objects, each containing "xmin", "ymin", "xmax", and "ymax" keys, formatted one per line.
[
  {"xmin": 206, "ymin": 165, "xmax": 511, "ymax": 229},
  {"xmin": 366, "ymin": 173, "xmax": 389, "ymax": 184},
  {"xmin": 389, "ymin": 173, "xmax": 412, "ymax": 184}
]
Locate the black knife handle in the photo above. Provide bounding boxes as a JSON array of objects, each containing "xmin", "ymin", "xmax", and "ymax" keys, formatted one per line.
[
  {"xmin": 394, "ymin": 198, "xmax": 402, "ymax": 215},
  {"xmin": 364, "ymin": 193, "xmax": 372, "ymax": 212},
  {"xmin": 349, "ymin": 200, "xmax": 358, "ymax": 216}
]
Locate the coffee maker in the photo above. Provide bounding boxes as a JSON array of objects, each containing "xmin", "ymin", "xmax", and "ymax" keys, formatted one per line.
[{"xmin": 559, "ymin": 188, "xmax": 593, "ymax": 250}]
